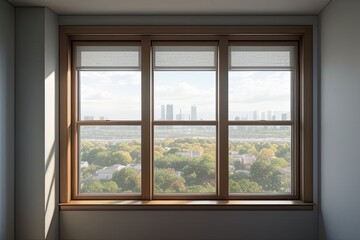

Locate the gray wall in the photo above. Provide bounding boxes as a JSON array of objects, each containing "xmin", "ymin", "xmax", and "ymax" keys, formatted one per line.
[
  {"xmin": 0, "ymin": 0, "xmax": 14, "ymax": 239},
  {"xmin": 15, "ymin": 7, "xmax": 59, "ymax": 240},
  {"xmin": 59, "ymin": 16, "xmax": 319, "ymax": 240},
  {"xmin": 320, "ymin": 0, "xmax": 360, "ymax": 239}
]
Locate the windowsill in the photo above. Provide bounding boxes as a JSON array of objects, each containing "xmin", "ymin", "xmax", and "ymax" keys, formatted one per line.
[{"xmin": 59, "ymin": 200, "xmax": 314, "ymax": 211}]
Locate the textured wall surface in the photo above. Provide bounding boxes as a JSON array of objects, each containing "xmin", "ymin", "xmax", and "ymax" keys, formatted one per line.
[
  {"xmin": 320, "ymin": 0, "xmax": 360, "ymax": 239},
  {"xmin": 0, "ymin": 0, "xmax": 14, "ymax": 239}
]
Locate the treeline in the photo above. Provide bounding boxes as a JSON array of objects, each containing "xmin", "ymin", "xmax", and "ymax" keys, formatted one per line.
[{"xmin": 79, "ymin": 138, "xmax": 291, "ymax": 194}]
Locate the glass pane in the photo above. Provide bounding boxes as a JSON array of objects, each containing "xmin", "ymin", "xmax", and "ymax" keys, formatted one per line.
[
  {"xmin": 154, "ymin": 126, "xmax": 216, "ymax": 194},
  {"xmin": 229, "ymin": 126, "xmax": 292, "ymax": 194},
  {"xmin": 154, "ymin": 71, "xmax": 216, "ymax": 120},
  {"xmin": 77, "ymin": 46, "xmax": 140, "ymax": 69},
  {"xmin": 229, "ymin": 71, "xmax": 291, "ymax": 121},
  {"xmin": 79, "ymin": 126, "xmax": 141, "ymax": 194},
  {"xmin": 230, "ymin": 46, "xmax": 295, "ymax": 69},
  {"xmin": 79, "ymin": 71, "xmax": 141, "ymax": 120},
  {"xmin": 154, "ymin": 46, "xmax": 217, "ymax": 70}
]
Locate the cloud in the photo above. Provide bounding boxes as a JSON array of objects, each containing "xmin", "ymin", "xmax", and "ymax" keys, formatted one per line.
[{"xmin": 229, "ymin": 71, "xmax": 291, "ymax": 110}]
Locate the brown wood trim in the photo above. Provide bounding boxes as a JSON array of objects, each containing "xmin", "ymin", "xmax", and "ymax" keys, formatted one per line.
[
  {"xmin": 71, "ymin": 42, "xmax": 79, "ymax": 199},
  {"xmin": 77, "ymin": 121, "xmax": 142, "ymax": 125},
  {"xmin": 301, "ymin": 28, "xmax": 313, "ymax": 203},
  {"xmin": 73, "ymin": 195, "xmax": 142, "ymax": 200},
  {"xmin": 153, "ymin": 121, "xmax": 217, "ymax": 125},
  {"xmin": 228, "ymin": 121, "xmax": 293, "ymax": 125},
  {"xmin": 59, "ymin": 27, "xmax": 72, "ymax": 203},
  {"xmin": 60, "ymin": 25, "xmax": 312, "ymax": 35},
  {"xmin": 152, "ymin": 41, "xmax": 219, "ymax": 46},
  {"xmin": 60, "ymin": 200, "xmax": 314, "ymax": 211},
  {"xmin": 153, "ymin": 195, "xmax": 218, "ymax": 200},
  {"xmin": 218, "ymin": 38, "xmax": 229, "ymax": 199},
  {"xmin": 69, "ymin": 35, "xmax": 301, "ymax": 42},
  {"xmin": 142, "ymin": 38, "xmax": 152, "ymax": 200}
]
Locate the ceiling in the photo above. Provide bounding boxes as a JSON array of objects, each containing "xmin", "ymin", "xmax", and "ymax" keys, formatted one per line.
[{"xmin": 8, "ymin": 0, "xmax": 331, "ymax": 15}]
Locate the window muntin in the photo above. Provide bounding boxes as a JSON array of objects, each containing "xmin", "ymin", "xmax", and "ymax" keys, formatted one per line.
[{"xmin": 61, "ymin": 29, "xmax": 312, "ymax": 205}]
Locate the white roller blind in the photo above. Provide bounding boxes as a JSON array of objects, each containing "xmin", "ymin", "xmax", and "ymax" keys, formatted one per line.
[
  {"xmin": 76, "ymin": 46, "xmax": 140, "ymax": 69},
  {"xmin": 154, "ymin": 46, "xmax": 217, "ymax": 70},
  {"xmin": 229, "ymin": 46, "xmax": 295, "ymax": 70}
]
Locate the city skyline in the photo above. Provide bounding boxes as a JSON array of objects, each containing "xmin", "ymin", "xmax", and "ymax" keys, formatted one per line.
[{"xmin": 80, "ymin": 71, "xmax": 291, "ymax": 120}]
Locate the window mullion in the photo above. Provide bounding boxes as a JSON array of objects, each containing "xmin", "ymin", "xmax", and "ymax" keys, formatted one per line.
[
  {"xmin": 218, "ymin": 38, "xmax": 229, "ymax": 199},
  {"xmin": 141, "ymin": 38, "xmax": 152, "ymax": 200}
]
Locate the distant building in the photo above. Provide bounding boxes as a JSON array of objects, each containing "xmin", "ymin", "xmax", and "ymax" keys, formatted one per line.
[
  {"xmin": 240, "ymin": 154, "xmax": 257, "ymax": 165},
  {"xmin": 253, "ymin": 111, "xmax": 258, "ymax": 120},
  {"xmin": 127, "ymin": 163, "xmax": 141, "ymax": 172},
  {"xmin": 96, "ymin": 164, "xmax": 125, "ymax": 180},
  {"xmin": 272, "ymin": 115, "xmax": 276, "ymax": 120},
  {"xmin": 191, "ymin": 105, "xmax": 197, "ymax": 120},
  {"xmin": 166, "ymin": 104, "xmax": 173, "ymax": 120},
  {"xmin": 80, "ymin": 161, "xmax": 89, "ymax": 168},
  {"xmin": 161, "ymin": 105, "xmax": 165, "ymax": 120},
  {"xmin": 99, "ymin": 116, "xmax": 105, "ymax": 120},
  {"xmin": 267, "ymin": 111, "xmax": 272, "ymax": 120},
  {"xmin": 84, "ymin": 116, "xmax": 94, "ymax": 120},
  {"xmin": 176, "ymin": 109, "xmax": 182, "ymax": 120},
  {"xmin": 235, "ymin": 116, "xmax": 240, "ymax": 121},
  {"xmin": 229, "ymin": 152, "xmax": 257, "ymax": 167},
  {"xmin": 281, "ymin": 113, "xmax": 288, "ymax": 120},
  {"xmin": 177, "ymin": 151, "xmax": 202, "ymax": 158}
]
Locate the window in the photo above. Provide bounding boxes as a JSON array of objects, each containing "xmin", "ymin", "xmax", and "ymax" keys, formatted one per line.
[{"xmin": 60, "ymin": 26, "xmax": 313, "ymax": 209}]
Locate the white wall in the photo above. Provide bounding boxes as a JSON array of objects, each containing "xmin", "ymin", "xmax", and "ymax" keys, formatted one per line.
[
  {"xmin": 0, "ymin": 0, "xmax": 14, "ymax": 239},
  {"xmin": 320, "ymin": 0, "xmax": 360, "ymax": 239},
  {"xmin": 15, "ymin": 7, "xmax": 59, "ymax": 240},
  {"xmin": 59, "ymin": 15, "xmax": 319, "ymax": 240}
]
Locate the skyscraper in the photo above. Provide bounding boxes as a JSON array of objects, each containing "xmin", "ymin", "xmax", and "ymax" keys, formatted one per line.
[
  {"xmin": 253, "ymin": 111, "xmax": 258, "ymax": 120},
  {"xmin": 191, "ymin": 105, "xmax": 197, "ymax": 120},
  {"xmin": 176, "ymin": 109, "xmax": 182, "ymax": 120},
  {"xmin": 161, "ymin": 105, "xmax": 165, "ymax": 120},
  {"xmin": 166, "ymin": 104, "xmax": 173, "ymax": 120},
  {"xmin": 281, "ymin": 113, "xmax": 287, "ymax": 120}
]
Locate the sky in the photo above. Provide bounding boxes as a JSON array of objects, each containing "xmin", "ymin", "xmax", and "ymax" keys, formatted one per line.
[{"xmin": 79, "ymin": 70, "xmax": 292, "ymax": 121}]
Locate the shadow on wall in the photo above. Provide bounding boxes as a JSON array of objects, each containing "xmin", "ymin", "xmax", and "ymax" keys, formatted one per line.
[{"xmin": 44, "ymin": 70, "xmax": 59, "ymax": 239}]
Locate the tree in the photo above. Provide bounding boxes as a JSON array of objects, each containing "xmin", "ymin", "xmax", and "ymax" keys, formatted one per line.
[
  {"xmin": 81, "ymin": 180, "xmax": 119, "ymax": 193},
  {"xmin": 111, "ymin": 151, "xmax": 133, "ymax": 165},
  {"xmin": 229, "ymin": 179, "xmax": 263, "ymax": 193},
  {"xmin": 258, "ymin": 148, "xmax": 275, "ymax": 161},
  {"xmin": 130, "ymin": 149, "xmax": 141, "ymax": 163},
  {"xmin": 154, "ymin": 168, "xmax": 186, "ymax": 193},
  {"xmin": 80, "ymin": 164, "xmax": 101, "ymax": 180},
  {"xmin": 276, "ymin": 143, "xmax": 291, "ymax": 162},
  {"xmin": 166, "ymin": 147, "xmax": 181, "ymax": 155},
  {"xmin": 229, "ymin": 170, "xmax": 250, "ymax": 182},
  {"xmin": 112, "ymin": 168, "xmax": 140, "ymax": 192},
  {"xmin": 250, "ymin": 159, "xmax": 285, "ymax": 192},
  {"xmin": 182, "ymin": 155, "xmax": 216, "ymax": 186}
]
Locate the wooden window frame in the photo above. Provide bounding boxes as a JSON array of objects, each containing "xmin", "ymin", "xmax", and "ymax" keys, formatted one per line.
[{"xmin": 60, "ymin": 26, "xmax": 313, "ymax": 210}]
